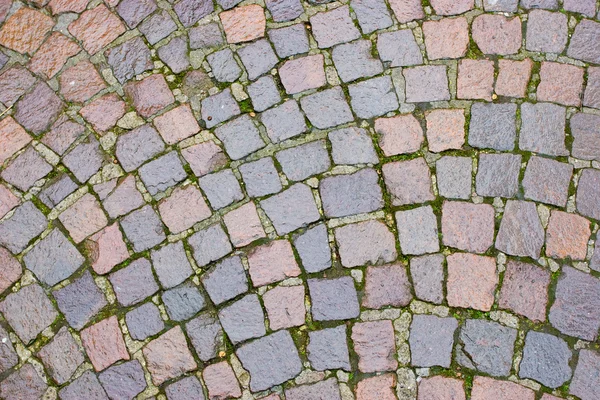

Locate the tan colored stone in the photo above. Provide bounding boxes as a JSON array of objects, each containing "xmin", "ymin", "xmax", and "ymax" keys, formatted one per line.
[
  {"xmin": 87, "ymin": 223, "xmax": 129, "ymax": 275},
  {"xmin": 471, "ymin": 376, "xmax": 535, "ymax": 400},
  {"xmin": 426, "ymin": 109, "xmax": 465, "ymax": 152},
  {"xmin": 0, "ymin": 116, "xmax": 31, "ymax": 165},
  {"xmin": 81, "ymin": 316, "xmax": 130, "ymax": 371},
  {"xmin": 279, "ymin": 54, "xmax": 327, "ymax": 94},
  {"xmin": 423, "ymin": 17, "xmax": 469, "ymax": 60},
  {"xmin": 263, "ymin": 285, "xmax": 305, "ymax": 330},
  {"xmin": 447, "ymin": 253, "xmax": 497, "ymax": 311},
  {"xmin": 223, "ymin": 202, "xmax": 266, "ymax": 248},
  {"xmin": 59, "ymin": 60, "xmax": 106, "ymax": 103},
  {"xmin": 537, "ymin": 61, "xmax": 584, "ymax": 107},
  {"xmin": 68, "ymin": 5, "xmax": 126, "ymax": 55},
  {"xmin": 29, "ymin": 32, "xmax": 81, "ymax": 79},
  {"xmin": 0, "ymin": 8, "xmax": 54, "ymax": 54},
  {"xmin": 495, "ymin": 59, "xmax": 532, "ymax": 98},
  {"xmin": 430, "ymin": 0, "xmax": 474, "ymax": 15},
  {"xmin": 375, "ymin": 114, "xmax": 423, "ymax": 156},
  {"xmin": 158, "ymin": 185, "xmax": 212, "ymax": 234},
  {"xmin": 220, "ymin": 5, "xmax": 265, "ymax": 44},
  {"xmin": 152, "ymin": 104, "xmax": 200, "ymax": 145},
  {"xmin": 79, "ymin": 93, "xmax": 126, "ymax": 133},
  {"xmin": 472, "ymin": 14, "xmax": 522, "ymax": 55},
  {"xmin": 356, "ymin": 374, "xmax": 397, "ymax": 400},
  {"xmin": 59, "ymin": 193, "xmax": 108, "ymax": 243},
  {"xmin": 418, "ymin": 376, "xmax": 466, "ymax": 400},
  {"xmin": 49, "ymin": 0, "xmax": 89, "ymax": 14},
  {"xmin": 457, "ymin": 59, "xmax": 494, "ymax": 101},
  {"xmin": 143, "ymin": 326, "xmax": 197, "ymax": 386},
  {"xmin": 546, "ymin": 210, "xmax": 590, "ymax": 260}
]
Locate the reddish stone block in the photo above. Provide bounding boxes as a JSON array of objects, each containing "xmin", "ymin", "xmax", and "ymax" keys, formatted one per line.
[
  {"xmin": 457, "ymin": 59, "xmax": 494, "ymax": 101},
  {"xmin": 49, "ymin": 0, "xmax": 89, "ymax": 14},
  {"xmin": 247, "ymin": 240, "xmax": 301, "ymax": 287},
  {"xmin": 279, "ymin": 54, "xmax": 326, "ymax": 94},
  {"xmin": 430, "ymin": 0, "xmax": 473, "ymax": 15},
  {"xmin": 153, "ymin": 104, "xmax": 200, "ymax": 145},
  {"xmin": 158, "ymin": 185, "xmax": 212, "ymax": 234},
  {"xmin": 418, "ymin": 376, "xmax": 466, "ymax": 400},
  {"xmin": 59, "ymin": 193, "xmax": 108, "ymax": 243},
  {"xmin": 426, "ymin": 109, "xmax": 465, "ymax": 152},
  {"xmin": 86, "ymin": 223, "xmax": 129, "ymax": 275},
  {"xmin": 29, "ymin": 32, "xmax": 81, "ymax": 79},
  {"xmin": 423, "ymin": 17, "xmax": 469, "ymax": 60},
  {"xmin": 69, "ymin": 5, "xmax": 127, "ymax": 55},
  {"xmin": 203, "ymin": 361, "xmax": 242, "ymax": 399},
  {"xmin": 81, "ymin": 316, "xmax": 130, "ymax": 371},
  {"xmin": 263, "ymin": 285, "xmax": 305, "ymax": 330},
  {"xmin": 352, "ymin": 320, "xmax": 397, "ymax": 373},
  {"xmin": 472, "ymin": 14, "xmax": 522, "ymax": 55},
  {"xmin": 447, "ymin": 253, "xmax": 497, "ymax": 311},
  {"xmin": 80, "ymin": 93, "xmax": 126, "ymax": 133},
  {"xmin": 220, "ymin": 5, "xmax": 265, "ymax": 44},
  {"xmin": 471, "ymin": 376, "xmax": 535, "ymax": 400},
  {"xmin": 545, "ymin": 210, "xmax": 590, "ymax": 260},
  {"xmin": 59, "ymin": 60, "xmax": 107, "ymax": 103},
  {"xmin": 181, "ymin": 141, "xmax": 227, "ymax": 177},
  {"xmin": 0, "ymin": 247, "xmax": 21, "ymax": 294},
  {"xmin": 0, "ymin": 116, "xmax": 31, "ymax": 165},
  {"xmin": 143, "ymin": 326, "xmax": 197, "ymax": 385},
  {"xmin": 375, "ymin": 114, "xmax": 423, "ymax": 156},
  {"xmin": 363, "ymin": 264, "xmax": 412, "ymax": 309},
  {"xmin": 382, "ymin": 158, "xmax": 434, "ymax": 206},
  {"xmin": 537, "ymin": 61, "xmax": 584, "ymax": 107},
  {"xmin": 495, "ymin": 59, "xmax": 532, "ymax": 98},
  {"xmin": 223, "ymin": 202, "xmax": 266, "ymax": 248},
  {"xmin": 388, "ymin": 0, "xmax": 424, "ymax": 23},
  {"xmin": 356, "ymin": 374, "xmax": 397, "ymax": 400},
  {"xmin": 124, "ymin": 74, "xmax": 175, "ymax": 118},
  {"xmin": 0, "ymin": 8, "xmax": 54, "ymax": 54},
  {"xmin": 499, "ymin": 260, "xmax": 550, "ymax": 322},
  {"xmin": 442, "ymin": 201, "xmax": 495, "ymax": 254}
]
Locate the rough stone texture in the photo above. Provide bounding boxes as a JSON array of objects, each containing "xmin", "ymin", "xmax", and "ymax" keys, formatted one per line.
[
  {"xmin": 356, "ymin": 374, "xmax": 397, "ymax": 400},
  {"xmin": 442, "ymin": 201, "xmax": 495, "ymax": 254},
  {"xmin": 238, "ymin": 39, "xmax": 278, "ymax": 81},
  {"xmin": 117, "ymin": 0, "xmax": 157, "ymax": 28},
  {"xmin": 577, "ymin": 168, "xmax": 600, "ymax": 220},
  {"xmin": 330, "ymin": 127, "xmax": 378, "ymax": 165},
  {"xmin": 247, "ymin": 240, "xmax": 300, "ymax": 287},
  {"xmin": 519, "ymin": 331, "xmax": 572, "ymax": 388},
  {"xmin": 410, "ymin": 254, "xmax": 444, "ymax": 304},
  {"xmin": 395, "ymin": 206, "xmax": 440, "ymax": 255},
  {"xmin": 0, "ymin": 8, "xmax": 54, "ymax": 54},
  {"xmin": 124, "ymin": 74, "xmax": 175, "ymax": 118},
  {"xmin": 181, "ymin": 141, "xmax": 227, "ymax": 178},
  {"xmin": 126, "ymin": 302, "xmax": 165, "ymax": 341},
  {"xmin": 307, "ymin": 326, "xmax": 351, "ymax": 371},
  {"xmin": 68, "ymin": 5, "xmax": 126, "ymax": 54},
  {"xmin": 239, "ymin": 158, "xmax": 282, "ymax": 198},
  {"xmin": 410, "ymin": 315, "xmax": 458, "ymax": 368},
  {"xmin": 567, "ymin": 19, "xmax": 600, "ymax": 65},
  {"xmin": 143, "ymin": 326, "xmax": 197, "ymax": 385},
  {"xmin": 436, "ymin": 156, "xmax": 472, "ymax": 200},
  {"xmin": 457, "ymin": 319, "xmax": 517, "ymax": 377},
  {"xmin": 186, "ymin": 313, "xmax": 224, "ymax": 362},
  {"xmin": 496, "ymin": 59, "xmax": 532, "ymax": 98},
  {"xmin": 352, "ymin": 320, "xmax": 397, "ymax": 373},
  {"xmin": 320, "ymin": 168, "xmax": 383, "ymax": 218},
  {"xmin": 526, "ymin": 10, "xmax": 567, "ymax": 53},
  {"xmin": 571, "ymin": 112, "xmax": 600, "ymax": 162},
  {"xmin": 335, "ymin": 220, "xmax": 397, "ymax": 268},
  {"xmin": 571, "ymin": 349, "xmax": 600, "ymax": 400},
  {"xmin": 377, "ymin": 29, "xmax": 422, "ymax": 67},
  {"xmin": 174, "ymin": 0, "xmax": 214, "ymax": 27},
  {"xmin": 80, "ymin": 93, "xmax": 126, "ymax": 133},
  {"xmin": 120, "ymin": 205, "xmax": 166, "ymax": 252},
  {"xmin": 537, "ymin": 62, "xmax": 584, "ymax": 107},
  {"xmin": 472, "ymin": 14, "xmax": 522, "ymax": 55},
  {"xmin": 423, "ymin": 17, "xmax": 469, "ymax": 60},
  {"xmin": 81, "ymin": 316, "xmax": 129, "ymax": 371},
  {"xmin": 14, "ymin": 81, "xmax": 64, "ymax": 135},
  {"xmin": 162, "ymin": 283, "xmax": 206, "ymax": 321},
  {"xmin": 375, "ymin": 114, "xmax": 423, "ymax": 156},
  {"xmin": 213, "ymin": 115, "xmax": 265, "ymax": 159},
  {"xmin": 157, "ymin": 36, "xmax": 190, "ymax": 74},
  {"xmin": 404, "ymin": 65, "xmax": 450, "ymax": 102},
  {"xmin": 349, "ymin": 75, "xmax": 399, "ymax": 119},
  {"xmin": 457, "ymin": 59, "xmax": 494, "ymax": 101},
  {"xmin": 261, "ymin": 100, "xmax": 307, "ymax": 143},
  {"xmin": 29, "ymin": 32, "xmax": 81, "ymax": 79},
  {"xmin": 263, "ymin": 285, "xmax": 305, "ymax": 329},
  {"xmin": 384, "ymin": 158, "xmax": 433, "ymax": 206},
  {"xmin": 499, "ymin": 261, "xmax": 550, "ymax": 322},
  {"xmin": 208, "ymin": 48, "xmax": 241, "ymax": 83},
  {"xmin": 59, "ymin": 194, "xmax": 107, "ymax": 244},
  {"xmin": 471, "ymin": 377, "xmax": 535, "ymax": 400},
  {"xmin": 268, "ymin": 24, "xmax": 309, "ymax": 58},
  {"xmin": 523, "ymin": 156, "xmax": 572, "ymax": 208},
  {"xmin": 286, "ymin": 378, "xmax": 342, "ymax": 400},
  {"xmin": 63, "ymin": 135, "xmax": 104, "ymax": 183},
  {"xmin": 0, "ymin": 247, "xmax": 21, "ymax": 294},
  {"xmin": 98, "ymin": 360, "xmax": 147, "ymax": 400},
  {"xmin": 201, "ymin": 255, "xmax": 248, "ymax": 305},
  {"xmin": 53, "ymin": 271, "xmax": 108, "ymax": 330},
  {"xmin": 300, "ymin": 86, "xmax": 354, "ymax": 128},
  {"xmin": 199, "ymin": 169, "xmax": 244, "ymax": 209},
  {"xmin": 418, "ymin": 376, "xmax": 466, "ymax": 400},
  {"xmin": 37, "ymin": 327, "xmax": 84, "ymax": 384},
  {"xmin": 106, "ymin": 36, "xmax": 153, "ymax": 84},
  {"xmin": 166, "ymin": 376, "xmax": 206, "ymax": 400},
  {"xmin": 276, "ymin": 140, "xmax": 330, "ymax": 181},
  {"xmin": 2, "ymin": 147, "xmax": 52, "ymax": 192},
  {"xmin": 140, "ymin": 11, "xmax": 177, "ymax": 44},
  {"xmin": 584, "ymin": 67, "xmax": 600, "ymax": 110},
  {"xmin": 475, "ymin": 153, "xmax": 521, "ymax": 198},
  {"xmin": 102, "ymin": 176, "xmax": 145, "ymax": 220},
  {"xmin": 469, "ymin": 103, "xmax": 517, "ymax": 151},
  {"xmin": 549, "ymin": 266, "xmax": 600, "ymax": 341},
  {"xmin": 546, "ymin": 210, "xmax": 590, "ymax": 260},
  {"xmin": 218, "ymin": 293, "xmax": 266, "ymax": 343},
  {"xmin": 352, "ymin": 0, "xmax": 392, "ymax": 33},
  {"xmin": 139, "ymin": 151, "xmax": 187, "ymax": 196},
  {"xmin": 447, "ymin": 253, "xmax": 498, "ymax": 311},
  {"xmin": 109, "ymin": 258, "xmax": 159, "ymax": 307},
  {"xmin": 279, "ymin": 54, "xmax": 326, "ymax": 95},
  {"xmin": 0, "ymin": 363, "xmax": 48, "ymax": 400},
  {"xmin": 262, "ymin": 183, "xmax": 320, "ymax": 235},
  {"xmin": 308, "ymin": 277, "xmax": 360, "ymax": 321},
  {"xmin": 496, "ymin": 200, "xmax": 545, "ymax": 259},
  {"xmin": 203, "ymin": 361, "xmax": 242, "ymax": 399},
  {"xmin": 188, "ymin": 223, "xmax": 232, "ymax": 266},
  {"xmin": 293, "ymin": 224, "xmax": 331, "ymax": 273},
  {"xmin": 59, "ymin": 371, "xmax": 108, "ymax": 400},
  {"xmin": 0, "ymin": 116, "xmax": 31, "ymax": 165},
  {"xmin": 116, "ymin": 124, "xmax": 165, "ymax": 172},
  {"xmin": 389, "ymin": 0, "xmax": 424, "ymax": 22},
  {"xmin": 265, "ymin": 0, "xmax": 303, "ymax": 21},
  {"xmin": 158, "ymin": 185, "xmax": 211, "ymax": 233},
  {"xmin": 333, "ymin": 40, "xmax": 383, "ymax": 83},
  {"xmin": 310, "ymin": 6, "xmax": 361, "ymax": 48},
  {"xmin": 59, "ymin": 60, "xmax": 106, "ymax": 103},
  {"xmin": 426, "ymin": 109, "xmax": 465, "ymax": 153},
  {"xmin": 0, "ymin": 201, "xmax": 47, "ymax": 255},
  {"xmin": 220, "ymin": 5, "xmax": 265, "ymax": 43},
  {"xmin": 247, "ymin": 76, "xmax": 281, "ymax": 112},
  {"xmin": 151, "ymin": 241, "xmax": 193, "ymax": 289}
]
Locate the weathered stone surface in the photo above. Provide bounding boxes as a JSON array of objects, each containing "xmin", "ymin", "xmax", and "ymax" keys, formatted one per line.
[
  {"xmin": 174, "ymin": 0, "xmax": 214, "ymax": 27},
  {"xmin": 423, "ymin": 17, "xmax": 469, "ymax": 59},
  {"xmin": 213, "ymin": 115, "xmax": 264, "ymax": 159},
  {"xmin": 116, "ymin": 124, "xmax": 165, "ymax": 172},
  {"xmin": 335, "ymin": 220, "xmax": 397, "ymax": 268},
  {"xmin": 307, "ymin": 325, "xmax": 351, "ymax": 371},
  {"xmin": 351, "ymin": 0, "xmax": 392, "ymax": 33},
  {"xmin": 0, "ymin": 248, "xmax": 21, "ymax": 294},
  {"xmin": 418, "ymin": 376, "xmax": 465, "ymax": 400},
  {"xmin": 472, "ymin": 15, "xmax": 522, "ymax": 56},
  {"xmin": 181, "ymin": 141, "xmax": 227, "ymax": 178},
  {"xmin": 29, "ymin": 32, "xmax": 81, "ymax": 79},
  {"xmin": 2, "ymin": 147, "xmax": 52, "ymax": 191},
  {"xmin": 519, "ymin": 331, "xmax": 572, "ymax": 388},
  {"xmin": 571, "ymin": 349, "xmax": 600, "ymax": 400},
  {"xmin": 59, "ymin": 370, "xmax": 109, "ymax": 400},
  {"xmin": 0, "ymin": 8, "xmax": 54, "ymax": 54},
  {"xmin": 571, "ymin": 112, "xmax": 600, "ymax": 162},
  {"xmin": 218, "ymin": 294, "xmax": 265, "ymax": 343},
  {"xmin": 0, "ymin": 66, "xmax": 36, "ymax": 108},
  {"xmin": 59, "ymin": 60, "xmax": 106, "ymax": 103},
  {"xmin": 238, "ymin": 39, "xmax": 278, "ymax": 81},
  {"xmin": 247, "ymin": 240, "xmax": 300, "ymax": 287},
  {"xmin": 457, "ymin": 59, "xmax": 494, "ymax": 101},
  {"xmin": 279, "ymin": 54, "xmax": 326, "ymax": 95},
  {"xmin": 537, "ymin": 62, "xmax": 584, "ymax": 107},
  {"xmin": 404, "ymin": 65, "xmax": 450, "ymax": 102},
  {"xmin": 98, "ymin": 360, "xmax": 147, "ymax": 400},
  {"xmin": 567, "ymin": 19, "xmax": 600, "ymax": 64},
  {"xmin": 410, "ymin": 254, "xmax": 444, "ymax": 304},
  {"xmin": 471, "ymin": 376, "xmax": 535, "ymax": 400},
  {"xmin": 426, "ymin": 109, "xmax": 465, "ymax": 153},
  {"xmin": 577, "ymin": 168, "xmax": 600, "ymax": 220},
  {"xmin": 0, "ymin": 185, "xmax": 19, "ymax": 220},
  {"xmin": 126, "ymin": 302, "xmax": 164, "ymax": 341},
  {"xmin": 188, "ymin": 223, "xmax": 233, "ymax": 266},
  {"xmin": 68, "ymin": 5, "xmax": 126, "ymax": 54},
  {"xmin": 496, "ymin": 200, "xmax": 545, "ymax": 259},
  {"xmin": 124, "ymin": 74, "xmax": 174, "ymax": 118},
  {"xmin": 526, "ymin": 10, "xmax": 567, "ymax": 53},
  {"xmin": 117, "ymin": 0, "xmax": 157, "ymax": 27},
  {"xmin": 308, "ymin": 276, "xmax": 359, "ymax": 321},
  {"xmin": 102, "ymin": 176, "xmax": 145, "ymax": 219},
  {"xmin": 352, "ymin": 320, "xmax": 397, "ymax": 372},
  {"xmin": 80, "ymin": 93, "xmax": 126, "ymax": 133},
  {"xmin": 186, "ymin": 313, "xmax": 224, "ymax": 362},
  {"xmin": 14, "ymin": 81, "xmax": 64, "ymax": 135},
  {"xmin": 38, "ymin": 327, "xmax": 84, "ymax": 384},
  {"xmin": 357, "ymin": 374, "xmax": 397, "ymax": 400},
  {"xmin": 0, "ymin": 201, "xmax": 46, "ymax": 255},
  {"xmin": 300, "ymin": 86, "xmax": 354, "ymax": 128},
  {"xmin": 410, "ymin": 315, "xmax": 458, "ymax": 368},
  {"xmin": 263, "ymin": 285, "xmax": 305, "ymax": 329},
  {"xmin": 247, "ymin": 76, "xmax": 281, "ymax": 112},
  {"xmin": 320, "ymin": 168, "xmax": 383, "ymax": 217},
  {"xmin": 293, "ymin": 224, "xmax": 331, "ymax": 273},
  {"xmin": 106, "ymin": 36, "xmax": 153, "ymax": 84},
  {"xmin": 220, "ymin": 5, "xmax": 265, "ymax": 43},
  {"xmin": 310, "ymin": 6, "xmax": 360, "ymax": 48},
  {"xmin": 286, "ymin": 379, "xmax": 342, "ymax": 400},
  {"xmin": 265, "ymin": 0, "xmax": 303, "ymax": 21},
  {"xmin": 496, "ymin": 59, "xmax": 532, "ymax": 98},
  {"xmin": 349, "ymin": 75, "xmax": 399, "ymax": 119},
  {"xmin": 276, "ymin": 140, "xmax": 330, "ymax": 181},
  {"xmin": 436, "ymin": 156, "xmax": 472, "ymax": 200},
  {"xmin": 59, "ymin": 193, "xmax": 108, "ymax": 243},
  {"xmin": 54, "ymin": 270, "xmax": 108, "ymax": 331},
  {"xmin": 546, "ymin": 211, "xmax": 590, "ymax": 260},
  {"xmin": 166, "ymin": 376, "xmax": 206, "ymax": 400},
  {"xmin": 522, "ymin": 156, "xmax": 572, "ymax": 207},
  {"xmin": 143, "ymin": 326, "xmax": 197, "ymax": 385},
  {"xmin": 329, "ymin": 127, "xmax": 378, "ymax": 165},
  {"xmin": 584, "ymin": 67, "xmax": 600, "ymax": 110},
  {"xmin": 49, "ymin": 0, "xmax": 89, "ymax": 14},
  {"xmin": 389, "ymin": 0, "xmax": 423, "ymax": 22},
  {"xmin": 268, "ymin": 24, "xmax": 309, "ymax": 58},
  {"xmin": 199, "ymin": 169, "xmax": 244, "ymax": 209},
  {"xmin": 0, "ymin": 363, "xmax": 48, "ymax": 400},
  {"xmin": 549, "ymin": 266, "xmax": 600, "ymax": 341},
  {"xmin": 499, "ymin": 261, "xmax": 550, "ymax": 322},
  {"xmin": 139, "ymin": 151, "xmax": 187, "ymax": 196},
  {"xmin": 158, "ymin": 185, "xmax": 211, "ymax": 233},
  {"xmin": 109, "ymin": 258, "xmax": 159, "ymax": 306},
  {"xmin": 261, "ymin": 100, "xmax": 307, "ymax": 143},
  {"xmin": 139, "ymin": 11, "xmax": 177, "ymax": 44},
  {"xmin": 447, "ymin": 253, "xmax": 497, "ymax": 311},
  {"xmin": 261, "ymin": 183, "xmax": 321, "ymax": 235},
  {"xmin": 151, "ymin": 241, "xmax": 194, "ymax": 289},
  {"xmin": 0, "ymin": 116, "xmax": 31, "ymax": 165},
  {"xmin": 203, "ymin": 361, "xmax": 242, "ymax": 399},
  {"xmin": 377, "ymin": 29, "xmax": 422, "ymax": 67},
  {"xmin": 223, "ymin": 202, "xmax": 266, "ymax": 247},
  {"xmin": 207, "ymin": 48, "xmax": 242, "ymax": 83},
  {"xmin": 475, "ymin": 153, "xmax": 521, "ymax": 198},
  {"xmin": 333, "ymin": 40, "xmax": 383, "ymax": 83},
  {"xmin": 162, "ymin": 283, "xmax": 206, "ymax": 321},
  {"xmin": 395, "ymin": 206, "xmax": 440, "ymax": 255},
  {"xmin": 63, "ymin": 135, "xmax": 104, "ymax": 183},
  {"xmin": 469, "ymin": 103, "xmax": 517, "ymax": 151},
  {"xmin": 442, "ymin": 201, "xmax": 495, "ymax": 254},
  {"xmin": 239, "ymin": 157, "xmax": 282, "ymax": 198},
  {"xmin": 81, "ymin": 316, "xmax": 129, "ymax": 371}
]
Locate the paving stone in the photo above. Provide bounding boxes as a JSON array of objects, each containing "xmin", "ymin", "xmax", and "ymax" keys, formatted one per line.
[
  {"xmin": 166, "ymin": 376, "xmax": 206, "ymax": 400},
  {"xmin": 470, "ymin": 376, "xmax": 535, "ymax": 400},
  {"xmin": 456, "ymin": 319, "xmax": 517, "ymax": 377},
  {"xmin": 63, "ymin": 135, "xmax": 104, "ymax": 184},
  {"xmin": 189, "ymin": 23, "xmax": 224, "ymax": 50},
  {"xmin": 125, "ymin": 302, "xmax": 165, "ymax": 341},
  {"xmin": 260, "ymin": 183, "xmax": 320, "ymax": 235},
  {"xmin": 42, "ymin": 115, "xmax": 85, "ymax": 156},
  {"xmin": 110, "ymin": 258, "xmax": 159, "ymax": 307},
  {"xmin": 59, "ymin": 193, "xmax": 108, "ymax": 244},
  {"xmin": 186, "ymin": 312, "xmax": 224, "ymax": 362},
  {"xmin": 389, "ymin": 0, "xmax": 424, "ymax": 22},
  {"xmin": 436, "ymin": 156, "xmax": 472, "ymax": 200},
  {"xmin": 0, "ymin": 8, "xmax": 54, "ymax": 54},
  {"xmin": 472, "ymin": 14, "xmax": 522, "ymax": 54},
  {"xmin": 38, "ymin": 327, "xmax": 84, "ymax": 384},
  {"xmin": 375, "ymin": 114, "xmax": 424, "ymax": 156},
  {"xmin": 0, "ymin": 66, "xmax": 36, "ymax": 108},
  {"xmin": 567, "ymin": 19, "xmax": 600, "ymax": 64},
  {"xmin": 329, "ymin": 127, "xmax": 378, "ymax": 165},
  {"xmin": 320, "ymin": 168, "xmax": 383, "ymax": 217},
  {"xmin": 181, "ymin": 141, "xmax": 228, "ymax": 177},
  {"xmin": 333, "ymin": 40, "xmax": 383, "ymax": 83},
  {"xmin": 396, "ymin": 206, "xmax": 440, "ymax": 255},
  {"xmin": 265, "ymin": 0, "xmax": 303, "ymax": 21},
  {"xmin": 263, "ymin": 285, "xmax": 305, "ymax": 329},
  {"xmin": 188, "ymin": 223, "xmax": 233, "ymax": 266},
  {"xmin": 584, "ymin": 66, "xmax": 600, "ymax": 108},
  {"xmin": 592, "ymin": 241, "xmax": 600, "ymax": 272},
  {"xmin": 496, "ymin": 200, "xmax": 545, "ymax": 258},
  {"xmin": 377, "ymin": 29, "xmax": 423, "ymax": 67},
  {"xmin": 207, "ymin": 48, "xmax": 241, "ymax": 83},
  {"xmin": 98, "ymin": 360, "xmax": 147, "ymax": 399},
  {"xmin": 247, "ymin": 76, "xmax": 281, "ymax": 112},
  {"xmin": 276, "ymin": 140, "xmax": 330, "ymax": 181},
  {"xmin": 546, "ymin": 210, "xmax": 590, "ymax": 260},
  {"xmin": 14, "ymin": 81, "xmax": 64, "ymax": 135},
  {"xmin": 409, "ymin": 314, "xmax": 458, "ymax": 368},
  {"xmin": 139, "ymin": 10, "xmax": 177, "ymax": 44},
  {"xmin": 526, "ymin": 10, "xmax": 567, "ymax": 53},
  {"xmin": 143, "ymin": 326, "xmax": 197, "ymax": 385},
  {"xmin": 537, "ymin": 62, "xmax": 584, "ymax": 107},
  {"xmin": 59, "ymin": 60, "xmax": 106, "ymax": 103},
  {"xmin": 429, "ymin": 0, "xmax": 473, "ymax": 14},
  {"xmin": 279, "ymin": 54, "xmax": 326, "ymax": 94},
  {"xmin": 199, "ymin": 169, "xmax": 244, "ymax": 210},
  {"xmin": 174, "ymin": 0, "xmax": 214, "ymax": 27},
  {"xmin": 495, "ymin": 59, "xmax": 533, "ymax": 98},
  {"xmin": 213, "ymin": 114, "xmax": 264, "ymax": 159},
  {"xmin": 520, "ymin": 102, "xmax": 568, "ymax": 156},
  {"xmin": 549, "ymin": 266, "xmax": 600, "ymax": 341},
  {"xmin": 163, "ymin": 282, "xmax": 206, "ymax": 321},
  {"xmin": 352, "ymin": 320, "xmax": 398, "ymax": 372},
  {"xmin": 151, "ymin": 241, "xmax": 193, "ymax": 289},
  {"xmin": 0, "ymin": 363, "xmax": 48, "ymax": 400},
  {"xmin": 417, "ymin": 376, "xmax": 465, "ymax": 400},
  {"xmin": 220, "ymin": 4, "xmax": 265, "ymax": 43},
  {"xmin": 29, "ymin": 32, "xmax": 81, "ymax": 80},
  {"xmin": 571, "ymin": 112, "xmax": 600, "ymax": 161},
  {"xmin": 0, "ymin": 117, "xmax": 31, "ymax": 165},
  {"xmin": 483, "ymin": 0, "xmax": 518, "ymax": 11},
  {"xmin": 116, "ymin": 124, "xmax": 165, "ymax": 172},
  {"xmin": 383, "ymin": 158, "xmax": 434, "ymax": 206},
  {"xmin": 106, "ymin": 36, "xmax": 153, "ymax": 84},
  {"xmin": 203, "ymin": 361, "xmax": 242, "ymax": 399},
  {"xmin": 310, "ymin": 6, "xmax": 361, "ymax": 48},
  {"xmin": 457, "ymin": 59, "xmax": 494, "ymax": 101},
  {"xmin": 469, "ymin": 103, "xmax": 517, "ymax": 150},
  {"xmin": 247, "ymin": 240, "xmax": 301, "ymax": 287},
  {"xmin": 563, "ymin": 0, "xmax": 596, "ymax": 15},
  {"xmin": 49, "ymin": 0, "xmax": 89, "ymax": 14},
  {"xmin": 268, "ymin": 24, "xmax": 309, "ymax": 58},
  {"xmin": 410, "ymin": 254, "xmax": 444, "ymax": 304},
  {"xmin": 521, "ymin": 0, "xmax": 558, "ymax": 8},
  {"xmin": 335, "ymin": 220, "xmax": 397, "ymax": 268},
  {"xmin": 81, "ymin": 316, "xmax": 129, "ymax": 371},
  {"xmin": 59, "ymin": 370, "xmax": 109, "ymax": 400},
  {"xmin": 404, "ymin": 65, "xmax": 450, "ymax": 102},
  {"xmin": 80, "ymin": 93, "xmax": 126, "ymax": 133},
  {"xmin": 300, "ymin": 86, "xmax": 354, "ymax": 128},
  {"xmin": 223, "ymin": 202, "xmax": 266, "ymax": 247},
  {"xmin": 286, "ymin": 379, "xmax": 342, "ymax": 400},
  {"xmin": 68, "ymin": 5, "xmax": 126, "ymax": 54},
  {"xmin": 356, "ymin": 374, "xmax": 396, "ymax": 400},
  {"xmin": 442, "ymin": 201, "xmax": 495, "ymax": 254},
  {"xmin": 102, "ymin": 176, "xmax": 145, "ymax": 219},
  {"xmin": 577, "ymin": 168, "xmax": 600, "ymax": 220},
  {"xmin": 158, "ymin": 36, "xmax": 190, "ymax": 74},
  {"xmin": 423, "ymin": 17, "xmax": 469, "ymax": 60},
  {"xmin": 239, "ymin": 157, "xmax": 282, "ymax": 197},
  {"xmin": 158, "ymin": 185, "xmax": 211, "ymax": 233},
  {"xmin": 0, "ymin": 201, "xmax": 46, "ymax": 254},
  {"xmin": 571, "ymin": 349, "xmax": 600, "ymax": 400},
  {"xmin": 349, "ymin": 75, "xmax": 399, "ymax": 119},
  {"xmin": 261, "ymin": 100, "xmax": 307, "ymax": 143},
  {"xmin": 307, "ymin": 325, "xmax": 351, "ymax": 371},
  {"xmin": 0, "ymin": 248, "xmax": 21, "ymax": 294},
  {"xmin": 426, "ymin": 109, "xmax": 465, "ymax": 152},
  {"xmin": 202, "ymin": 255, "xmax": 248, "ymax": 305},
  {"xmin": 475, "ymin": 153, "xmax": 521, "ymax": 198},
  {"xmin": 519, "ymin": 331, "xmax": 572, "ymax": 388},
  {"xmin": 293, "ymin": 224, "xmax": 331, "ymax": 273},
  {"xmin": 0, "ymin": 185, "xmax": 19, "ymax": 221},
  {"xmin": 236, "ymin": 330, "xmax": 302, "ymax": 392},
  {"xmin": 499, "ymin": 260, "xmax": 550, "ymax": 322},
  {"xmin": 218, "ymin": 293, "xmax": 266, "ymax": 343},
  {"xmin": 124, "ymin": 74, "xmax": 175, "ymax": 118},
  {"xmin": 139, "ymin": 151, "xmax": 187, "ymax": 196},
  {"xmin": 1, "ymin": 146, "xmax": 52, "ymax": 191},
  {"xmin": 447, "ymin": 253, "xmax": 497, "ymax": 311},
  {"xmin": 237, "ymin": 39, "xmax": 277, "ymax": 81},
  {"xmin": 308, "ymin": 276, "xmax": 359, "ymax": 321}
]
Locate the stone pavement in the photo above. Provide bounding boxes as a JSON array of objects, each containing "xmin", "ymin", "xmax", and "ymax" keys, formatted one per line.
[{"xmin": 0, "ymin": 0, "xmax": 600, "ymax": 399}]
